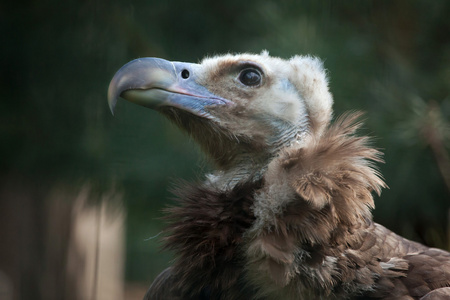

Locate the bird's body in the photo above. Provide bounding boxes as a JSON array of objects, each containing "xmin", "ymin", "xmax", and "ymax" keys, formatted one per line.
[{"xmin": 108, "ymin": 52, "xmax": 450, "ymax": 299}]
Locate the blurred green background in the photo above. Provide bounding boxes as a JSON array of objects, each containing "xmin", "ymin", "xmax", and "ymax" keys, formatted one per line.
[{"xmin": 1, "ymin": 0, "xmax": 449, "ymax": 299}]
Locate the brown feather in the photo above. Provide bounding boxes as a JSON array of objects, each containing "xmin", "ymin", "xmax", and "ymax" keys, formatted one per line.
[
  {"xmin": 153, "ymin": 180, "xmax": 261, "ymax": 299},
  {"xmin": 245, "ymin": 112, "xmax": 450, "ymax": 299},
  {"xmin": 147, "ymin": 112, "xmax": 450, "ymax": 300}
]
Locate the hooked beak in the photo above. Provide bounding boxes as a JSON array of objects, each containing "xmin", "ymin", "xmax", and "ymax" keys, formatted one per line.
[{"xmin": 107, "ymin": 57, "xmax": 231, "ymax": 118}]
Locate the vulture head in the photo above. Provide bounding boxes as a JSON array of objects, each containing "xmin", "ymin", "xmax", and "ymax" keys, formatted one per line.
[{"xmin": 108, "ymin": 51, "xmax": 333, "ymax": 186}]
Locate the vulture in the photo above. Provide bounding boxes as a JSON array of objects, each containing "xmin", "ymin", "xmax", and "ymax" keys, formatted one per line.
[{"xmin": 108, "ymin": 52, "xmax": 450, "ymax": 300}]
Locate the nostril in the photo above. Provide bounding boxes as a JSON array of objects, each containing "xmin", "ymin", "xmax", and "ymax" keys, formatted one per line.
[{"xmin": 181, "ymin": 69, "xmax": 190, "ymax": 79}]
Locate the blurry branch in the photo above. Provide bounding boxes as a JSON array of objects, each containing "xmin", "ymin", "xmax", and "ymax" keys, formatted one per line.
[
  {"xmin": 91, "ymin": 197, "xmax": 102, "ymax": 300},
  {"xmin": 398, "ymin": 97, "xmax": 450, "ymax": 196},
  {"xmin": 421, "ymin": 101, "xmax": 450, "ymax": 197}
]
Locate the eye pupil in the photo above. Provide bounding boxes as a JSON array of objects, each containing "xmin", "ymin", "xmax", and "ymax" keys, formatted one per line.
[
  {"xmin": 239, "ymin": 69, "xmax": 261, "ymax": 86},
  {"xmin": 181, "ymin": 69, "xmax": 190, "ymax": 79}
]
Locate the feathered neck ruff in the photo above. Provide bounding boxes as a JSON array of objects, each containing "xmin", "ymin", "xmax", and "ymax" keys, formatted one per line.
[
  {"xmin": 163, "ymin": 180, "xmax": 261, "ymax": 298},
  {"xmin": 162, "ymin": 112, "xmax": 386, "ymax": 298}
]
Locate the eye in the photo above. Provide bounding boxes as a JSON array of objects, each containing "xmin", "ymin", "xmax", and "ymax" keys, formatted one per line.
[
  {"xmin": 238, "ymin": 68, "xmax": 262, "ymax": 86},
  {"xmin": 181, "ymin": 69, "xmax": 190, "ymax": 79}
]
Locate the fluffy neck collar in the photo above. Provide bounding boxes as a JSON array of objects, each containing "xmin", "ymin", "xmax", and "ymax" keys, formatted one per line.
[
  {"xmin": 245, "ymin": 112, "xmax": 386, "ymax": 298},
  {"xmin": 162, "ymin": 112, "xmax": 386, "ymax": 298}
]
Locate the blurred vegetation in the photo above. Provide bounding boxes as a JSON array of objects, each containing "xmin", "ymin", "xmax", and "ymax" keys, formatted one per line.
[{"xmin": 2, "ymin": 0, "xmax": 449, "ymax": 293}]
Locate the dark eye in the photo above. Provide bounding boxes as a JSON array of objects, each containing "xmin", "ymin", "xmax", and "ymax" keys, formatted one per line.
[
  {"xmin": 238, "ymin": 68, "xmax": 262, "ymax": 86},
  {"xmin": 181, "ymin": 69, "xmax": 190, "ymax": 79}
]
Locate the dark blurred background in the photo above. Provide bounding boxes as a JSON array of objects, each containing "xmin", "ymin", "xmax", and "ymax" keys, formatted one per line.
[{"xmin": 1, "ymin": 0, "xmax": 449, "ymax": 299}]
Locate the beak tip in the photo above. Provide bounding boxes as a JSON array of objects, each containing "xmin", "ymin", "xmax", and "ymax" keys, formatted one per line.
[
  {"xmin": 108, "ymin": 99, "xmax": 117, "ymax": 116},
  {"xmin": 108, "ymin": 98, "xmax": 116, "ymax": 116}
]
